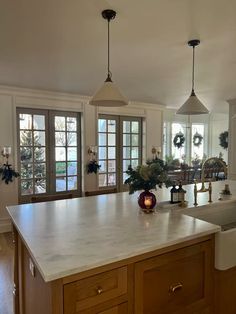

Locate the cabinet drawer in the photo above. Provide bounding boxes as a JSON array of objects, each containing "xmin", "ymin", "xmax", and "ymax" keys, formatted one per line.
[
  {"xmin": 135, "ymin": 241, "xmax": 213, "ymax": 314},
  {"xmin": 64, "ymin": 267, "xmax": 127, "ymax": 313},
  {"xmin": 80, "ymin": 302, "xmax": 128, "ymax": 314}
]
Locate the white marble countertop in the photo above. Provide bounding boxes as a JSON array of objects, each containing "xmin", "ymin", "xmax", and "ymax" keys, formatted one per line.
[{"xmin": 7, "ymin": 180, "xmax": 235, "ymax": 282}]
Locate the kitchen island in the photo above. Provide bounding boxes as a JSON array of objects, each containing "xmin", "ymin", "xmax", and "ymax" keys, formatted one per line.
[{"xmin": 7, "ymin": 180, "xmax": 235, "ymax": 314}]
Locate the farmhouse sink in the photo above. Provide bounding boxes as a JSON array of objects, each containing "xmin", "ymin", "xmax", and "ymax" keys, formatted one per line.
[{"xmin": 183, "ymin": 200, "xmax": 236, "ymax": 270}]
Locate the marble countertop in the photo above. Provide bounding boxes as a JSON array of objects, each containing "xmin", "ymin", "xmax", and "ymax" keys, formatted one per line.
[{"xmin": 7, "ymin": 180, "xmax": 235, "ymax": 282}]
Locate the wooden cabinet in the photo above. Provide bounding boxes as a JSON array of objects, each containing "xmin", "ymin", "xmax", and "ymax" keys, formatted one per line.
[
  {"xmin": 13, "ymin": 229, "xmax": 214, "ymax": 314},
  {"xmin": 134, "ymin": 241, "xmax": 213, "ymax": 314}
]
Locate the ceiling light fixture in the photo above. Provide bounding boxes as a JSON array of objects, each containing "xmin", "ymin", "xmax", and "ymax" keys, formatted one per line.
[
  {"xmin": 90, "ymin": 9, "xmax": 128, "ymax": 107},
  {"xmin": 176, "ymin": 39, "xmax": 209, "ymax": 115}
]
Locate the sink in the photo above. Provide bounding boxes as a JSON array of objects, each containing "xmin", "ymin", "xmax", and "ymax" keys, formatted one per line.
[{"xmin": 182, "ymin": 200, "xmax": 236, "ymax": 270}]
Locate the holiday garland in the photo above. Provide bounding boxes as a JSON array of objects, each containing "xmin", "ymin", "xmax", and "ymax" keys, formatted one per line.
[
  {"xmin": 193, "ymin": 132, "xmax": 203, "ymax": 147},
  {"xmin": 219, "ymin": 131, "xmax": 228, "ymax": 150},
  {"xmin": 173, "ymin": 132, "xmax": 185, "ymax": 149}
]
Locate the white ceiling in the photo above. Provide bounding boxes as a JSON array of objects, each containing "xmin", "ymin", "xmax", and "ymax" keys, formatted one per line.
[{"xmin": 1, "ymin": 0, "xmax": 236, "ymax": 113}]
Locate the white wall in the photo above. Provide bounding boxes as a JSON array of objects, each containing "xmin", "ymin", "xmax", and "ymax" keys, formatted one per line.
[
  {"xmin": 0, "ymin": 86, "xmax": 164, "ymax": 232},
  {"xmin": 228, "ymin": 99, "xmax": 236, "ymax": 179}
]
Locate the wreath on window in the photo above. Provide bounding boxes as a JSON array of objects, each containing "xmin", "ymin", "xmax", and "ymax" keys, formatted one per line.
[
  {"xmin": 173, "ymin": 132, "xmax": 185, "ymax": 149},
  {"xmin": 219, "ymin": 131, "xmax": 228, "ymax": 150},
  {"xmin": 193, "ymin": 132, "xmax": 203, "ymax": 147}
]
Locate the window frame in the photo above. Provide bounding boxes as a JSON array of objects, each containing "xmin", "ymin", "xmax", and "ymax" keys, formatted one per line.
[{"xmin": 16, "ymin": 108, "xmax": 82, "ymax": 203}]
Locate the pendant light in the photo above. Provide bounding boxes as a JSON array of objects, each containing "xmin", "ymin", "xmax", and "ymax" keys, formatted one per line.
[
  {"xmin": 176, "ymin": 39, "xmax": 209, "ymax": 115},
  {"xmin": 90, "ymin": 9, "xmax": 128, "ymax": 107}
]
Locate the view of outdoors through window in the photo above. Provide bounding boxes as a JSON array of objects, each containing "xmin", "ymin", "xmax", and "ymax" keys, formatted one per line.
[
  {"xmin": 171, "ymin": 123, "xmax": 186, "ymax": 161},
  {"xmin": 98, "ymin": 115, "xmax": 142, "ymax": 190},
  {"xmin": 17, "ymin": 109, "xmax": 81, "ymax": 201},
  {"xmin": 54, "ymin": 116, "xmax": 78, "ymax": 192},
  {"xmin": 163, "ymin": 121, "xmax": 205, "ymax": 164},
  {"xmin": 19, "ymin": 113, "xmax": 47, "ymax": 195}
]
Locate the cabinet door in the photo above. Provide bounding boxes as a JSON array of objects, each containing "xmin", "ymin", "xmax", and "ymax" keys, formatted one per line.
[{"xmin": 135, "ymin": 241, "xmax": 213, "ymax": 314}]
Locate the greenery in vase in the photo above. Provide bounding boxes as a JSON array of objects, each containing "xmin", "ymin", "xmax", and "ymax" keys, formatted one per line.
[{"xmin": 124, "ymin": 158, "xmax": 172, "ymax": 194}]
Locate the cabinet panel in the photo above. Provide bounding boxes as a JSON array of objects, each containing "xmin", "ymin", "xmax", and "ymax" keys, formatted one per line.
[
  {"xmin": 64, "ymin": 267, "xmax": 127, "ymax": 313},
  {"xmin": 135, "ymin": 241, "xmax": 213, "ymax": 314}
]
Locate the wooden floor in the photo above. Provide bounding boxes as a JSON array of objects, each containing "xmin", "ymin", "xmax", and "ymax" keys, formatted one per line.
[{"xmin": 0, "ymin": 232, "xmax": 13, "ymax": 314}]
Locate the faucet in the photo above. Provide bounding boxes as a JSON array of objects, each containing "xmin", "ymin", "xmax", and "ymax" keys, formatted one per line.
[
  {"xmin": 193, "ymin": 157, "xmax": 227, "ymax": 206},
  {"xmin": 194, "ymin": 179, "xmax": 212, "ymax": 206},
  {"xmin": 198, "ymin": 157, "xmax": 227, "ymax": 192}
]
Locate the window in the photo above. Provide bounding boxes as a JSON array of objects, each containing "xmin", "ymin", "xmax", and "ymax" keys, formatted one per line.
[
  {"xmin": 98, "ymin": 115, "xmax": 142, "ymax": 191},
  {"xmin": 17, "ymin": 108, "xmax": 81, "ymax": 202},
  {"xmin": 171, "ymin": 123, "xmax": 186, "ymax": 161},
  {"xmin": 163, "ymin": 120, "xmax": 207, "ymax": 165},
  {"xmin": 191, "ymin": 124, "xmax": 204, "ymax": 159}
]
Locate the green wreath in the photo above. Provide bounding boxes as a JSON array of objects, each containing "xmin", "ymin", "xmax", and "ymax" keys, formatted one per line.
[
  {"xmin": 173, "ymin": 132, "xmax": 185, "ymax": 149},
  {"xmin": 219, "ymin": 131, "xmax": 228, "ymax": 150},
  {"xmin": 193, "ymin": 132, "xmax": 203, "ymax": 147}
]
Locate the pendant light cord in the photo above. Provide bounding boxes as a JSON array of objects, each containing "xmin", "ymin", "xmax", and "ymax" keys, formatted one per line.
[
  {"xmin": 106, "ymin": 18, "xmax": 112, "ymax": 82},
  {"xmin": 192, "ymin": 45, "xmax": 195, "ymax": 93}
]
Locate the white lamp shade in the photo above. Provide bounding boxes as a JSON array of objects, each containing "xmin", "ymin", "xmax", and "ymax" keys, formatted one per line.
[
  {"xmin": 90, "ymin": 81, "xmax": 128, "ymax": 107},
  {"xmin": 176, "ymin": 93, "xmax": 209, "ymax": 115}
]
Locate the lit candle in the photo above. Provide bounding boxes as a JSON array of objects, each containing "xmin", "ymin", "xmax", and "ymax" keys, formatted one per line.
[{"xmin": 144, "ymin": 196, "xmax": 152, "ymax": 208}]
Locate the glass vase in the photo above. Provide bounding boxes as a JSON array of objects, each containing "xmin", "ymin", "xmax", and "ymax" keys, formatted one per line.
[{"xmin": 138, "ymin": 190, "xmax": 156, "ymax": 213}]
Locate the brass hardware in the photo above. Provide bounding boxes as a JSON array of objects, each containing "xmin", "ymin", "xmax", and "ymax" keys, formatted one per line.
[
  {"xmin": 29, "ymin": 258, "xmax": 35, "ymax": 277},
  {"xmin": 194, "ymin": 180, "xmax": 198, "ymax": 206},
  {"xmin": 194, "ymin": 179, "xmax": 212, "ymax": 206},
  {"xmin": 97, "ymin": 287, "xmax": 103, "ymax": 295},
  {"xmin": 13, "ymin": 283, "xmax": 18, "ymax": 296},
  {"xmin": 169, "ymin": 283, "xmax": 183, "ymax": 293}
]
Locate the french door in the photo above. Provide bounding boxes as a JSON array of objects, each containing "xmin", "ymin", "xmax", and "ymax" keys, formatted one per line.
[
  {"xmin": 17, "ymin": 108, "xmax": 81, "ymax": 203},
  {"xmin": 98, "ymin": 115, "xmax": 142, "ymax": 192}
]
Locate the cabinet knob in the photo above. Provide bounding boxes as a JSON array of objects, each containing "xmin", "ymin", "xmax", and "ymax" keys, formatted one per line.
[
  {"xmin": 96, "ymin": 286, "xmax": 103, "ymax": 295},
  {"xmin": 169, "ymin": 283, "xmax": 183, "ymax": 293}
]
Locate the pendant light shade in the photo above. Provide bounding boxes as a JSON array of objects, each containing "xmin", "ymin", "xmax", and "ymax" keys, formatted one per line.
[
  {"xmin": 90, "ymin": 79, "xmax": 128, "ymax": 107},
  {"xmin": 176, "ymin": 40, "xmax": 209, "ymax": 115},
  {"xmin": 90, "ymin": 9, "xmax": 128, "ymax": 107}
]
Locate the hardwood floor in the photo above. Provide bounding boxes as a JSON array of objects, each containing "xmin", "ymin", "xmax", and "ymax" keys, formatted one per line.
[{"xmin": 0, "ymin": 232, "xmax": 13, "ymax": 314}]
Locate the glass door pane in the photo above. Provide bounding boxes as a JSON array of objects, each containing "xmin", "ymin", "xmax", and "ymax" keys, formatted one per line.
[
  {"xmin": 121, "ymin": 118, "xmax": 142, "ymax": 186},
  {"xmin": 52, "ymin": 113, "xmax": 80, "ymax": 193},
  {"xmin": 98, "ymin": 117, "xmax": 117, "ymax": 188},
  {"xmin": 18, "ymin": 111, "xmax": 47, "ymax": 196}
]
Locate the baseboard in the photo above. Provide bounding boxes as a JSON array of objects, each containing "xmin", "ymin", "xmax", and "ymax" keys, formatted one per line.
[{"xmin": 0, "ymin": 218, "xmax": 11, "ymax": 233}]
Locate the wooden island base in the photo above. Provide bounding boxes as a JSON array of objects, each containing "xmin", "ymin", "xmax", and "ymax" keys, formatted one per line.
[{"xmin": 13, "ymin": 227, "xmax": 216, "ymax": 314}]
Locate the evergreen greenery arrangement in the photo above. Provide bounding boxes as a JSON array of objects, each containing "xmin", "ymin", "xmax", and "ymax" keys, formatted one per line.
[
  {"xmin": 0, "ymin": 163, "xmax": 20, "ymax": 184},
  {"xmin": 193, "ymin": 132, "xmax": 203, "ymax": 147},
  {"xmin": 173, "ymin": 132, "xmax": 185, "ymax": 149},
  {"xmin": 124, "ymin": 158, "xmax": 172, "ymax": 194},
  {"xmin": 86, "ymin": 160, "xmax": 101, "ymax": 174},
  {"xmin": 219, "ymin": 131, "xmax": 228, "ymax": 150}
]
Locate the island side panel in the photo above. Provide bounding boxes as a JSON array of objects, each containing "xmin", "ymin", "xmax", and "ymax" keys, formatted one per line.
[{"xmin": 14, "ymin": 227, "xmax": 63, "ymax": 314}]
